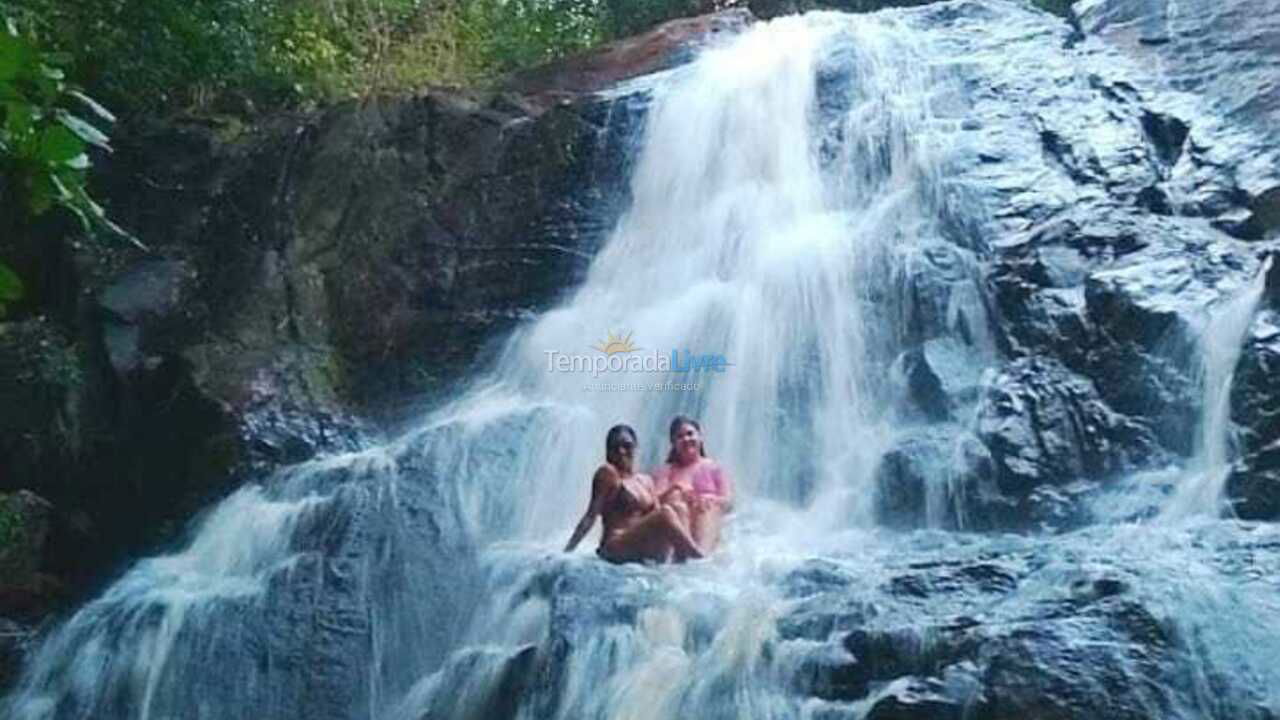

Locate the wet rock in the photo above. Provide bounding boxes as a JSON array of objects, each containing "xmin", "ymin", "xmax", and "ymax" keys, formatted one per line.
[
  {"xmin": 780, "ymin": 546, "xmax": 1215, "ymax": 718},
  {"xmin": 865, "ymin": 676, "xmax": 968, "ymax": 720},
  {"xmin": 505, "ymin": 9, "xmax": 754, "ymax": 112},
  {"xmin": 1084, "ymin": 237, "xmax": 1264, "ymax": 451},
  {"xmin": 0, "ymin": 618, "xmax": 32, "ymax": 694},
  {"xmin": 19, "ymin": 464, "xmax": 478, "ymax": 720},
  {"xmin": 895, "ymin": 338, "xmax": 988, "ymax": 422},
  {"xmin": 1225, "ymin": 309, "xmax": 1280, "ymax": 519},
  {"xmin": 897, "ymin": 348, "xmax": 950, "ymax": 422},
  {"xmin": 411, "ymin": 644, "xmax": 537, "ymax": 720},
  {"xmin": 1226, "ymin": 443, "xmax": 1280, "ymax": 521},
  {"xmin": 1077, "ymin": 0, "xmax": 1280, "ymax": 240},
  {"xmin": 976, "ymin": 357, "xmax": 1158, "ymax": 496},
  {"xmin": 874, "ymin": 428, "xmax": 1003, "ymax": 530},
  {"xmin": 97, "ymin": 259, "xmax": 196, "ymax": 376},
  {"xmin": 969, "ymin": 605, "xmax": 1172, "ymax": 720}
]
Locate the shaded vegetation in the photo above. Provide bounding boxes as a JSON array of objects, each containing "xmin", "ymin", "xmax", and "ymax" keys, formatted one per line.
[
  {"xmin": 0, "ymin": 0, "xmax": 717, "ymax": 115},
  {"xmin": 2, "ymin": 0, "xmax": 1075, "ymax": 118}
]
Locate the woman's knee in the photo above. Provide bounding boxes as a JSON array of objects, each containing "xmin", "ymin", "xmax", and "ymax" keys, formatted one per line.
[{"xmin": 658, "ymin": 505, "xmax": 682, "ymax": 528}]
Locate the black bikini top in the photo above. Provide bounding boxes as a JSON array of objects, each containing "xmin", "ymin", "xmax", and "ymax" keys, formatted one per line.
[{"xmin": 609, "ymin": 474, "xmax": 655, "ymax": 516}]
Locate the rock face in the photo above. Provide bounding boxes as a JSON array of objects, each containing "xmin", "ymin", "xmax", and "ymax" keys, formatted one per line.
[
  {"xmin": 0, "ymin": 491, "xmax": 53, "ymax": 695},
  {"xmin": 1227, "ymin": 306, "xmax": 1280, "ymax": 519},
  {"xmin": 0, "ymin": 491, "xmax": 60, "ymax": 621},
  {"xmin": 859, "ymin": 0, "xmax": 1280, "ymax": 527},
  {"xmin": 0, "ymin": 618, "xmax": 32, "ymax": 695},
  {"xmin": 507, "ymin": 8, "xmax": 754, "ymax": 110}
]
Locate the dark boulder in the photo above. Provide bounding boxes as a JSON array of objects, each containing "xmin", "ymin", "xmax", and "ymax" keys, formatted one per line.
[
  {"xmin": 1226, "ymin": 309, "xmax": 1280, "ymax": 519},
  {"xmin": 0, "ymin": 618, "xmax": 32, "ymax": 695},
  {"xmin": 505, "ymin": 9, "xmax": 754, "ymax": 112},
  {"xmin": 976, "ymin": 357, "xmax": 1158, "ymax": 496},
  {"xmin": 894, "ymin": 337, "xmax": 989, "ymax": 422},
  {"xmin": 873, "ymin": 427, "xmax": 1010, "ymax": 530}
]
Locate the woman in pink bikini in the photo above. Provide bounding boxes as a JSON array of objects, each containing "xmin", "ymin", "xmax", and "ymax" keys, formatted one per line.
[
  {"xmin": 653, "ymin": 415, "xmax": 734, "ymax": 553},
  {"xmin": 564, "ymin": 424, "xmax": 704, "ymax": 563}
]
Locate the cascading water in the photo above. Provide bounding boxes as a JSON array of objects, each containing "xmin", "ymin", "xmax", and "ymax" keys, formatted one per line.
[
  {"xmin": 1162, "ymin": 256, "xmax": 1274, "ymax": 521},
  {"xmin": 7, "ymin": 5, "xmax": 1280, "ymax": 720}
]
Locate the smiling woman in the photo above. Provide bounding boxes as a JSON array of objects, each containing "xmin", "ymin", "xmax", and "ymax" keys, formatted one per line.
[{"xmin": 654, "ymin": 415, "xmax": 734, "ymax": 552}]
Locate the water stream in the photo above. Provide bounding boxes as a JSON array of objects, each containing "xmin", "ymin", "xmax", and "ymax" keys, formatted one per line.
[{"xmin": 1162, "ymin": 256, "xmax": 1273, "ymax": 521}]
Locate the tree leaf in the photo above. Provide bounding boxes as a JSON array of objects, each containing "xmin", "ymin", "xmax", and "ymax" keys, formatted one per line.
[
  {"xmin": 69, "ymin": 90, "xmax": 116, "ymax": 123},
  {"xmin": 0, "ymin": 261, "xmax": 24, "ymax": 304},
  {"xmin": 55, "ymin": 111, "xmax": 111, "ymax": 151},
  {"xmin": 38, "ymin": 124, "xmax": 85, "ymax": 164},
  {"xmin": 0, "ymin": 34, "xmax": 27, "ymax": 84},
  {"xmin": 2, "ymin": 100, "xmax": 35, "ymax": 138}
]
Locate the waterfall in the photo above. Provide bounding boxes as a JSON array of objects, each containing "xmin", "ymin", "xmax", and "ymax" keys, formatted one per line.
[
  {"xmin": 12, "ymin": 4, "xmax": 1280, "ymax": 720},
  {"xmin": 1161, "ymin": 255, "xmax": 1273, "ymax": 521}
]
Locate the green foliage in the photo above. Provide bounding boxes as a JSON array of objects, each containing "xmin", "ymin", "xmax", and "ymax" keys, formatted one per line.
[
  {"xmin": 0, "ymin": 0, "xmax": 719, "ymax": 114},
  {"xmin": 464, "ymin": 0, "xmax": 604, "ymax": 72},
  {"xmin": 0, "ymin": 16, "xmax": 136, "ymax": 317},
  {"xmin": 597, "ymin": 0, "xmax": 706, "ymax": 39},
  {"xmin": 3, "ymin": 0, "xmax": 268, "ymax": 111}
]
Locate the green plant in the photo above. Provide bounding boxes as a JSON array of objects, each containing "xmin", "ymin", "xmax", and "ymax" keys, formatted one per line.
[{"xmin": 0, "ymin": 17, "xmax": 139, "ymax": 317}]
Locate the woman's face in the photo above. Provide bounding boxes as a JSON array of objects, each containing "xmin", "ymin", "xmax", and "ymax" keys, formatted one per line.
[
  {"xmin": 608, "ymin": 433, "xmax": 637, "ymax": 472},
  {"xmin": 671, "ymin": 422, "xmax": 701, "ymax": 464}
]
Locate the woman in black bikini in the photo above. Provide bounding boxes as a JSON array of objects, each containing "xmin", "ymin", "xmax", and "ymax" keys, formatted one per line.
[{"xmin": 564, "ymin": 424, "xmax": 704, "ymax": 563}]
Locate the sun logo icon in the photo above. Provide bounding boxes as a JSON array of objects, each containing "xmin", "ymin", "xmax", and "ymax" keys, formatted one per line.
[{"xmin": 592, "ymin": 331, "xmax": 640, "ymax": 355}]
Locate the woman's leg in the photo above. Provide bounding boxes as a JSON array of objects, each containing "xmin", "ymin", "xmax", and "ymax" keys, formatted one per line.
[
  {"xmin": 690, "ymin": 505, "xmax": 723, "ymax": 554},
  {"xmin": 600, "ymin": 506, "xmax": 703, "ymax": 564},
  {"xmin": 656, "ymin": 488, "xmax": 701, "ymax": 561}
]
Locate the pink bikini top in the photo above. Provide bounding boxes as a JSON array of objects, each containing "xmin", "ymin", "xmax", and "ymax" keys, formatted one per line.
[
  {"xmin": 662, "ymin": 460, "xmax": 725, "ymax": 497},
  {"xmin": 693, "ymin": 462, "xmax": 726, "ymax": 496}
]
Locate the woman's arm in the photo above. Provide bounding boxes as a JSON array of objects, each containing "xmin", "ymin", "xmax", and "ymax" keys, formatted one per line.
[{"xmin": 564, "ymin": 465, "xmax": 616, "ymax": 552}]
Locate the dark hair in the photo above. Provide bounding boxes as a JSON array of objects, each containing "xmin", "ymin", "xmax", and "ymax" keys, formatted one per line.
[
  {"xmin": 606, "ymin": 424, "xmax": 637, "ymax": 456},
  {"xmin": 666, "ymin": 415, "xmax": 707, "ymax": 464}
]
